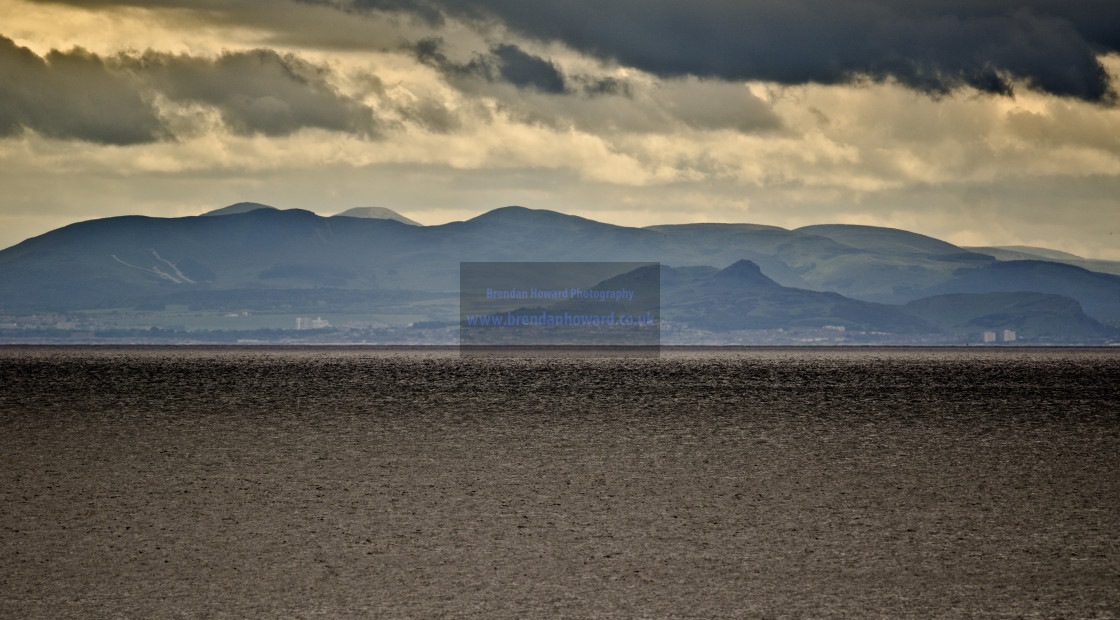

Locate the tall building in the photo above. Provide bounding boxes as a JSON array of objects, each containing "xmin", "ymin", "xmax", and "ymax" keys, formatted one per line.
[
  {"xmin": 982, "ymin": 331, "xmax": 997, "ymax": 343},
  {"xmin": 1002, "ymin": 330, "xmax": 1016, "ymax": 342}
]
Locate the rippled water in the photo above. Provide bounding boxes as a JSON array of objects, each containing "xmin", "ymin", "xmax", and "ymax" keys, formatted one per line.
[{"xmin": 2, "ymin": 346, "xmax": 1118, "ymax": 617}]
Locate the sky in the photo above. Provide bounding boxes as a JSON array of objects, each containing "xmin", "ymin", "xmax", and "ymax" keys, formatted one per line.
[{"xmin": 1, "ymin": 0, "xmax": 1119, "ymax": 258}]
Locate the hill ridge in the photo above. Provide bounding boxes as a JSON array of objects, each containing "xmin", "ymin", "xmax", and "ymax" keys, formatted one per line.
[{"xmin": 0, "ymin": 204, "xmax": 1116, "ymax": 343}]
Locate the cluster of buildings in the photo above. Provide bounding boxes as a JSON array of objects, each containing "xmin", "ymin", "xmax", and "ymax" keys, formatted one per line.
[
  {"xmin": 981, "ymin": 330, "xmax": 1017, "ymax": 343},
  {"xmin": 295, "ymin": 317, "xmax": 331, "ymax": 330}
]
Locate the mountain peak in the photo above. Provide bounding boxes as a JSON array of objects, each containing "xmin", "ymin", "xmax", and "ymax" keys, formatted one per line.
[
  {"xmin": 201, "ymin": 202, "xmax": 278, "ymax": 217},
  {"xmin": 462, "ymin": 206, "xmax": 618, "ymax": 232},
  {"xmin": 712, "ymin": 259, "xmax": 781, "ymax": 287},
  {"xmin": 333, "ymin": 207, "xmax": 421, "ymax": 226},
  {"xmin": 468, "ymin": 206, "xmax": 566, "ymax": 222}
]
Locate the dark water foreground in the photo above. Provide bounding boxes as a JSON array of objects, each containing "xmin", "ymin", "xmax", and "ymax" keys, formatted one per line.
[{"xmin": 1, "ymin": 346, "xmax": 1118, "ymax": 618}]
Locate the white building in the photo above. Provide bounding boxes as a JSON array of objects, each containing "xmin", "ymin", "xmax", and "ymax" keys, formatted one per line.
[
  {"xmin": 1002, "ymin": 329, "xmax": 1016, "ymax": 342},
  {"xmin": 296, "ymin": 317, "xmax": 331, "ymax": 330},
  {"xmin": 982, "ymin": 331, "xmax": 997, "ymax": 343}
]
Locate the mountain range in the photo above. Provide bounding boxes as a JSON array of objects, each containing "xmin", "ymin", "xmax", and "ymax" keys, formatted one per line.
[{"xmin": 0, "ymin": 203, "xmax": 1117, "ymax": 344}]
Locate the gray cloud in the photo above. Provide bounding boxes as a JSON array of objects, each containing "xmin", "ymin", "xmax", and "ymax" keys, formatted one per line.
[
  {"xmin": 0, "ymin": 35, "xmax": 382, "ymax": 142},
  {"xmin": 395, "ymin": 97, "xmax": 461, "ymax": 133},
  {"xmin": 125, "ymin": 49, "xmax": 380, "ymax": 137},
  {"xmin": 415, "ymin": 39, "xmax": 567, "ymax": 94},
  {"xmin": 490, "ymin": 44, "xmax": 566, "ymax": 94},
  {"xmin": 0, "ymin": 35, "xmax": 165, "ymax": 144},
  {"xmin": 413, "ymin": 38, "xmax": 780, "ymax": 134},
  {"xmin": 574, "ymin": 75, "xmax": 631, "ymax": 98},
  {"xmin": 356, "ymin": 0, "xmax": 1120, "ymax": 102},
  {"xmin": 413, "ymin": 38, "xmax": 634, "ymax": 104},
  {"xmin": 310, "ymin": 0, "xmax": 445, "ymax": 27},
  {"xmin": 25, "ymin": 0, "xmax": 1120, "ymax": 101}
]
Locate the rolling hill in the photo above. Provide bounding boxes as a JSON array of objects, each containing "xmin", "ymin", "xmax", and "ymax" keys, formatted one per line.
[
  {"xmin": 333, "ymin": 207, "xmax": 421, "ymax": 226},
  {"xmin": 902, "ymin": 292, "xmax": 1114, "ymax": 341},
  {"xmin": 965, "ymin": 245, "xmax": 1120, "ymax": 277},
  {"xmin": 660, "ymin": 260, "xmax": 936, "ymax": 333},
  {"xmin": 1, "ymin": 203, "xmax": 1117, "ymax": 342},
  {"xmin": 200, "ymin": 202, "xmax": 278, "ymax": 216}
]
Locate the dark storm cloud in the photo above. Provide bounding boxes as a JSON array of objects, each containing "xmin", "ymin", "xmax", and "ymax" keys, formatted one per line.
[
  {"xmin": 412, "ymin": 38, "xmax": 778, "ymax": 134},
  {"xmin": 574, "ymin": 76, "xmax": 631, "ymax": 98},
  {"xmin": 354, "ymin": 0, "xmax": 1120, "ymax": 101},
  {"xmin": 0, "ymin": 35, "xmax": 165, "ymax": 144},
  {"xmin": 415, "ymin": 38, "xmax": 636, "ymax": 100},
  {"xmin": 21, "ymin": 0, "xmax": 1120, "ymax": 101},
  {"xmin": 0, "ymin": 35, "xmax": 380, "ymax": 142},
  {"xmin": 415, "ymin": 39, "xmax": 567, "ymax": 94},
  {"xmin": 490, "ymin": 44, "xmax": 566, "ymax": 94},
  {"xmin": 124, "ymin": 49, "xmax": 380, "ymax": 136}
]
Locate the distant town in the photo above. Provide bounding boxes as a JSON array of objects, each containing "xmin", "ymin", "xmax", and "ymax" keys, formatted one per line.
[{"xmin": 0, "ymin": 314, "xmax": 1069, "ymax": 346}]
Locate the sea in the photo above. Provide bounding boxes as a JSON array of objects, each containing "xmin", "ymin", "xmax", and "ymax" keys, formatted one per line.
[{"xmin": 1, "ymin": 346, "xmax": 1118, "ymax": 618}]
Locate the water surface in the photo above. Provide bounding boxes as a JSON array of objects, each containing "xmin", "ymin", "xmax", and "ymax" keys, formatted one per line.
[{"xmin": 2, "ymin": 346, "xmax": 1118, "ymax": 617}]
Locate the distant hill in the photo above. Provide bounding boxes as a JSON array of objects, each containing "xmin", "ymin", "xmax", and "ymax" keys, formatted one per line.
[
  {"xmin": 0, "ymin": 204, "xmax": 1118, "ymax": 342},
  {"xmin": 795, "ymin": 224, "xmax": 968, "ymax": 256},
  {"xmin": 966, "ymin": 245, "xmax": 1120, "ymax": 277},
  {"xmin": 918, "ymin": 260, "xmax": 1120, "ymax": 324},
  {"xmin": 201, "ymin": 202, "xmax": 278, "ymax": 216},
  {"xmin": 660, "ymin": 260, "xmax": 935, "ymax": 333},
  {"xmin": 649, "ymin": 222, "xmax": 999, "ymax": 304},
  {"xmin": 902, "ymin": 292, "xmax": 1116, "ymax": 341},
  {"xmin": 333, "ymin": 207, "xmax": 421, "ymax": 226},
  {"xmin": 983, "ymin": 245, "xmax": 1085, "ymax": 261}
]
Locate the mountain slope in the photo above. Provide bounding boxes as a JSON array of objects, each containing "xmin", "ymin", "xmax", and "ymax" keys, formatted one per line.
[
  {"xmin": 966, "ymin": 246, "xmax": 1120, "ymax": 277},
  {"xmin": 333, "ymin": 207, "xmax": 421, "ymax": 226},
  {"xmin": 653, "ymin": 222, "xmax": 999, "ymax": 304},
  {"xmin": 902, "ymin": 292, "xmax": 1116, "ymax": 341},
  {"xmin": 201, "ymin": 202, "xmax": 278, "ymax": 216},
  {"xmin": 660, "ymin": 260, "xmax": 936, "ymax": 333},
  {"xmin": 795, "ymin": 224, "xmax": 969, "ymax": 256},
  {"xmin": 919, "ymin": 260, "xmax": 1120, "ymax": 324},
  {"xmin": 1, "ymin": 205, "xmax": 1118, "ymax": 338}
]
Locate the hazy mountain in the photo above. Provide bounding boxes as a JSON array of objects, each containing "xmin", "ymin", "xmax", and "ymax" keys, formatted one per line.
[
  {"xmin": 660, "ymin": 260, "xmax": 936, "ymax": 333},
  {"xmin": 1, "ymin": 205, "xmax": 1118, "ymax": 341},
  {"xmin": 466, "ymin": 260, "xmax": 937, "ymax": 338},
  {"xmin": 902, "ymin": 292, "xmax": 1115, "ymax": 341},
  {"xmin": 202, "ymin": 202, "xmax": 423, "ymax": 226},
  {"xmin": 650, "ymin": 222, "xmax": 996, "ymax": 304},
  {"xmin": 917, "ymin": 260, "xmax": 1120, "ymax": 324},
  {"xmin": 200, "ymin": 202, "xmax": 278, "ymax": 216},
  {"xmin": 965, "ymin": 245, "xmax": 1120, "ymax": 277},
  {"xmin": 333, "ymin": 207, "xmax": 421, "ymax": 226},
  {"xmin": 977, "ymin": 245, "xmax": 1085, "ymax": 261},
  {"xmin": 795, "ymin": 224, "xmax": 968, "ymax": 256},
  {"xmin": 643, "ymin": 223, "xmax": 826, "ymax": 288}
]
